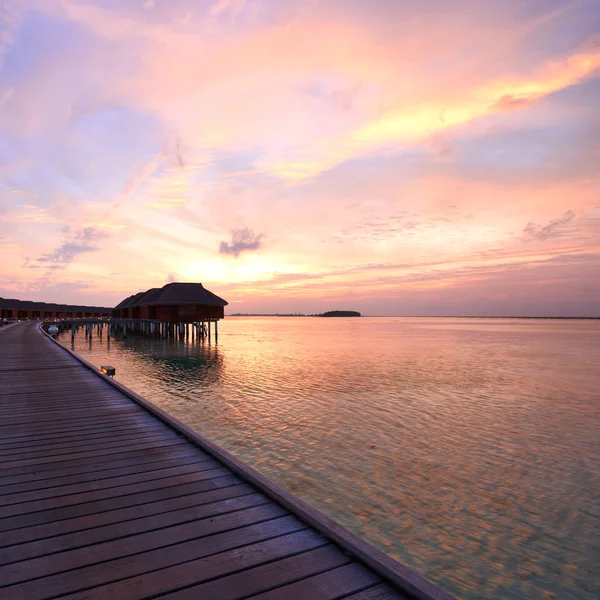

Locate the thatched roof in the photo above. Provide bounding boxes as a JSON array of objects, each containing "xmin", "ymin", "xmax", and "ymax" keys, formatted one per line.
[
  {"xmin": 150, "ymin": 283, "xmax": 227, "ymax": 306},
  {"xmin": 121, "ymin": 292, "xmax": 147, "ymax": 309},
  {"xmin": 114, "ymin": 282, "xmax": 228, "ymax": 309},
  {"xmin": 135, "ymin": 288, "xmax": 162, "ymax": 305}
]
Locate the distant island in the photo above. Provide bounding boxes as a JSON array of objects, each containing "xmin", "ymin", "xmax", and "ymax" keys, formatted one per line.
[
  {"xmin": 229, "ymin": 313, "xmax": 309, "ymax": 317},
  {"xmin": 228, "ymin": 311, "xmax": 362, "ymax": 317}
]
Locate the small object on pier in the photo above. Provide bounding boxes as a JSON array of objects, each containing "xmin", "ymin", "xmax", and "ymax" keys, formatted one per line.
[
  {"xmin": 100, "ymin": 365, "xmax": 116, "ymax": 377},
  {"xmin": 48, "ymin": 325, "xmax": 59, "ymax": 335}
]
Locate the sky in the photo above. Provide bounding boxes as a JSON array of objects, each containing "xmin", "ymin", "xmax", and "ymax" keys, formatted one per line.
[{"xmin": 0, "ymin": 0, "xmax": 599, "ymax": 316}]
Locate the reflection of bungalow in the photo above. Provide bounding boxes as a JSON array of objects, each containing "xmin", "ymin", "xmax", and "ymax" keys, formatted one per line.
[
  {"xmin": 112, "ymin": 283, "xmax": 228, "ymax": 323},
  {"xmin": 0, "ymin": 297, "xmax": 112, "ymax": 320}
]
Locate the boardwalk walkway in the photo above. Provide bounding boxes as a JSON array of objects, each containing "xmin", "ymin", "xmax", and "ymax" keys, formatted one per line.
[{"xmin": 0, "ymin": 322, "xmax": 449, "ymax": 600}]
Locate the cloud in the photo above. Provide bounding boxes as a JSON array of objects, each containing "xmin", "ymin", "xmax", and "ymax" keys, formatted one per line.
[
  {"xmin": 25, "ymin": 273, "xmax": 95, "ymax": 295},
  {"xmin": 0, "ymin": 0, "xmax": 21, "ymax": 72},
  {"xmin": 25, "ymin": 0, "xmax": 599, "ymax": 183},
  {"xmin": 523, "ymin": 210, "xmax": 576, "ymax": 241},
  {"xmin": 120, "ymin": 152, "xmax": 163, "ymax": 201},
  {"xmin": 208, "ymin": 0, "xmax": 247, "ymax": 19},
  {"xmin": 37, "ymin": 227, "xmax": 109, "ymax": 265},
  {"xmin": 167, "ymin": 272, "xmax": 177, "ymax": 283},
  {"xmin": 490, "ymin": 95, "xmax": 538, "ymax": 112},
  {"xmin": 219, "ymin": 227, "xmax": 264, "ymax": 257}
]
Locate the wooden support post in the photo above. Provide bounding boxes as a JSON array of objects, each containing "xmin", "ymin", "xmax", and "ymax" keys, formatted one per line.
[
  {"xmin": 208, "ymin": 321, "xmax": 211, "ymax": 343},
  {"xmin": 215, "ymin": 320, "xmax": 218, "ymax": 341}
]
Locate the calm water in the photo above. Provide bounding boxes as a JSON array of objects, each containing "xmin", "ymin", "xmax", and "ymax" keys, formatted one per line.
[{"xmin": 57, "ymin": 317, "xmax": 600, "ymax": 600}]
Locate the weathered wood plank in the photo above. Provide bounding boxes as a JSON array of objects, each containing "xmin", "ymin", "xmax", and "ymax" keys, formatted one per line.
[
  {"xmin": 0, "ymin": 438, "xmax": 189, "ymax": 474},
  {"xmin": 0, "ymin": 454, "xmax": 212, "ymax": 497},
  {"xmin": 0, "ymin": 480, "xmax": 247, "ymax": 549},
  {"xmin": 0, "ymin": 494, "xmax": 275, "ymax": 585},
  {"xmin": 0, "ymin": 414, "xmax": 160, "ymax": 441},
  {"xmin": 245, "ymin": 563, "xmax": 385, "ymax": 600},
  {"xmin": 0, "ymin": 484, "xmax": 256, "ymax": 566},
  {"xmin": 0, "ymin": 474, "xmax": 241, "ymax": 535},
  {"xmin": 0, "ymin": 459, "xmax": 221, "ymax": 507},
  {"xmin": 0, "ymin": 466, "xmax": 231, "ymax": 521},
  {"xmin": 37, "ymin": 527, "xmax": 322, "ymax": 600},
  {"xmin": 344, "ymin": 583, "xmax": 410, "ymax": 599},
  {"xmin": 0, "ymin": 446, "xmax": 205, "ymax": 487},
  {"xmin": 0, "ymin": 421, "xmax": 170, "ymax": 449},
  {"xmin": 0, "ymin": 428, "xmax": 182, "ymax": 460},
  {"xmin": 162, "ymin": 546, "xmax": 355, "ymax": 600},
  {"xmin": 0, "ymin": 406, "xmax": 144, "ymax": 428},
  {"xmin": 0, "ymin": 515, "xmax": 312, "ymax": 600}
]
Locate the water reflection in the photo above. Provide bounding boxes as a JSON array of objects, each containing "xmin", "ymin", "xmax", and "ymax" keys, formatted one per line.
[{"xmin": 64, "ymin": 325, "xmax": 225, "ymax": 392}]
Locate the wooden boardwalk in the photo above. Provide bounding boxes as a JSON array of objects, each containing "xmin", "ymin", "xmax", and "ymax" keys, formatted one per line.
[{"xmin": 0, "ymin": 322, "xmax": 451, "ymax": 600}]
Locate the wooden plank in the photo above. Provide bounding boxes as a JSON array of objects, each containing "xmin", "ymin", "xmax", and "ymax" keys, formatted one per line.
[
  {"xmin": 344, "ymin": 583, "xmax": 410, "ymax": 599},
  {"xmin": 0, "ymin": 459, "xmax": 221, "ymax": 507},
  {"xmin": 0, "ymin": 421, "xmax": 171, "ymax": 449},
  {"xmin": 0, "ymin": 412, "xmax": 147, "ymax": 437},
  {"xmin": 0, "ymin": 484, "xmax": 255, "ymax": 565},
  {"xmin": 0, "ymin": 512, "xmax": 310, "ymax": 600},
  {"xmin": 0, "ymin": 393, "xmax": 124, "ymax": 407},
  {"xmin": 0, "ymin": 406, "xmax": 144, "ymax": 428},
  {"xmin": 0, "ymin": 428, "xmax": 183, "ymax": 460},
  {"xmin": 160, "ymin": 545, "xmax": 354, "ymax": 600},
  {"xmin": 0, "ymin": 414, "xmax": 160, "ymax": 441},
  {"xmin": 0, "ymin": 400, "xmax": 130, "ymax": 418},
  {"xmin": 244, "ymin": 563, "xmax": 384, "ymax": 600},
  {"xmin": 0, "ymin": 454, "xmax": 212, "ymax": 497},
  {"xmin": 0, "ymin": 446, "xmax": 204, "ymax": 487},
  {"xmin": 0, "ymin": 438, "xmax": 189, "ymax": 473},
  {"xmin": 0, "ymin": 383, "xmax": 124, "ymax": 395},
  {"xmin": 34, "ymin": 526, "xmax": 321, "ymax": 600},
  {"xmin": 0, "ymin": 474, "xmax": 240, "ymax": 535},
  {"xmin": 0, "ymin": 494, "xmax": 274, "ymax": 585},
  {"xmin": 0, "ymin": 466, "xmax": 231, "ymax": 520},
  {"xmin": 0, "ymin": 371, "xmax": 115, "ymax": 381}
]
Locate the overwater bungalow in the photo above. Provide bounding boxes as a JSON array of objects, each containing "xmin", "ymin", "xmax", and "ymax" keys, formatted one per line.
[
  {"xmin": 112, "ymin": 282, "xmax": 228, "ymax": 323},
  {"xmin": 0, "ymin": 297, "xmax": 112, "ymax": 320}
]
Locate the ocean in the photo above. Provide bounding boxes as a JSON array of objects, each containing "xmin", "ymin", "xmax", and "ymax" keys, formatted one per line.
[{"xmin": 57, "ymin": 317, "xmax": 600, "ymax": 599}]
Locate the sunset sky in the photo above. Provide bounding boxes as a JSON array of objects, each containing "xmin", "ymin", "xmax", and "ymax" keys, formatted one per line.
[{"xmin": 1, "ymin": 0, "xmax": 599, "ymax": 316}]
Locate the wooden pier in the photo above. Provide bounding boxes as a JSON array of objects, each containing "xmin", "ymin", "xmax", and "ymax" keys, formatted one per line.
[{"xmin": 0, "ymin": 322, "xmax": 453, "ymax": 600}]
